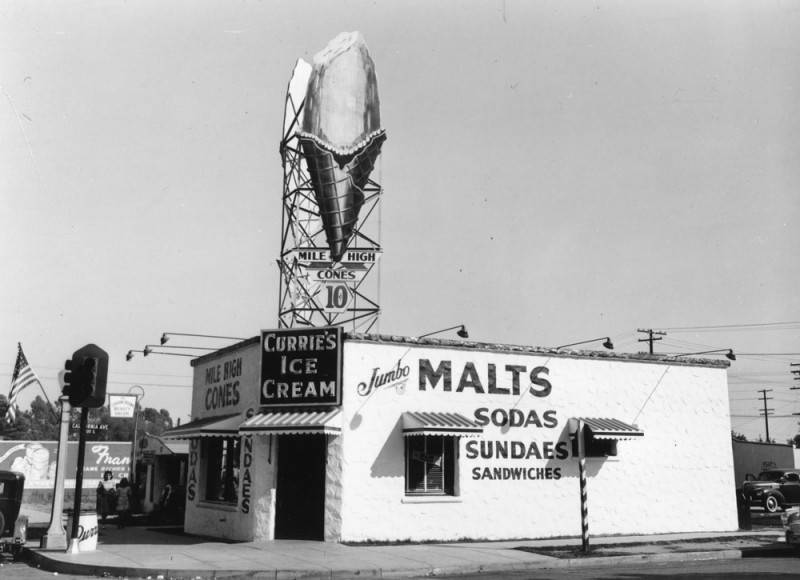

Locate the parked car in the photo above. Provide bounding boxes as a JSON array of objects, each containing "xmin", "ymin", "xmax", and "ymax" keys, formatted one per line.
[
  {"xmin": 0, "ymin": 471, "xmax": 28, "ymax": 558},
  {"xmin": 742, "ymin": 468, "xmax": 800, "ymax": 513},
  {"xmin": 782, "ymin": 506, "xmax": 800, "ymax": 549}
]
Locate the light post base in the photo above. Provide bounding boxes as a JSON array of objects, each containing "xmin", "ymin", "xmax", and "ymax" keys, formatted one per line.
[{"xmin": 40, "ymin": 529, "xmax": 68, "ymax": 551}]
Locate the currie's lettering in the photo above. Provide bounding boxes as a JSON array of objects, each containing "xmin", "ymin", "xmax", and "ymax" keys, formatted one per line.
[
  {"xmin": 263, "ymin": 332, "xmax": 337, "ymax": 352},
  {"xmin": 419, "ymin": 359, "xmax": 552, "ymax": 397}
]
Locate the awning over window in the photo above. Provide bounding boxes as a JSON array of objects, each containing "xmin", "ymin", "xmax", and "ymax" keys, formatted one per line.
[
  {"xmin": 402, "ymin": 411, "xmax": 483, "ymax": 438},
  {"xmin": 575, "ymin": 417, "xmax": 644, "ymax": 440},
  {"xmin": 239, "ymin": 408, "xmax": 342, "ymax": 436},
  {"xmin": 161, "ymin": 413, "xmax": 242, "ymax": 439}
]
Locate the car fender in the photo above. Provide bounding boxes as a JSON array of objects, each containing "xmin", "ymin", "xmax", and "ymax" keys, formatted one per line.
[{"xmin": 13, "ymin": 515, "xmax": 28, "ymax": 543}]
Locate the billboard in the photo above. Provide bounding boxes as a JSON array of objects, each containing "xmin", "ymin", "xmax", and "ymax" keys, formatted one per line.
[{"xmin": 0, "ymin": 440, "xmax": 132, "ymax": 488}]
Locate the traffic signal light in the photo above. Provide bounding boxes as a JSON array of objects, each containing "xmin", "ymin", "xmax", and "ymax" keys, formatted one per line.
[{"xmin": 63, "ymin": 344, "xmax": 108, "ymax": 408}]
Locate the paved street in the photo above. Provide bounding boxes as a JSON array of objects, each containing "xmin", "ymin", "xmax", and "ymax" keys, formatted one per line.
[
  {"xmin": 3, "ymin": 554, "xmax": 800, "ymax": 580},
  {"xmin": 426, "ymin": 556, "xmax": 800, "ymax": 579},
  {"xmin": 1, "ymin": 558, "xmax": 89, "ymax": 580}
]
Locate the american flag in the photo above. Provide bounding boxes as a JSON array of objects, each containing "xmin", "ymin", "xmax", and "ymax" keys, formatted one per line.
[{"xmin": 7, "ymin": 343, "xmax": 42, "ymax": 422}]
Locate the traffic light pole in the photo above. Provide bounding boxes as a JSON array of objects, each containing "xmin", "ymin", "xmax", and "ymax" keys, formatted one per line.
[{"xmin": 67, "ymin": 406, "xmax": 89, "ymax": 554}]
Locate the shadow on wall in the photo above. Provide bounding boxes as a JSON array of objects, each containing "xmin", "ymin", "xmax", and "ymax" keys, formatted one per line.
[
  {"xmin": 369, "ymin": 416, "xmax": 404, "ymax": 479},
  {"xmin": 544, "ymin": 424, "xmax": 606, "ymax": 479}
]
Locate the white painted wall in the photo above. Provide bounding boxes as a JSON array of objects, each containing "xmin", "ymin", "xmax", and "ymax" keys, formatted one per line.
[
  {"xmin": 184, "ymin": 340, "xmax": 265, "ymax": 541},
  {"xmin": 338, "ymin": 339, "xmax": 738, "ymax": 542},
  {"xmin": 191, "ymin": 340, "xmax": 261, "ymax": 420}
]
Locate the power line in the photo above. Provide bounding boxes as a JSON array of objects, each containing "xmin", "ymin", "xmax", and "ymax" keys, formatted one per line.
[
  {"xmin": 731, "ymin": 414, "xmax": 800, "ymax": 418},
  {"xmin": 658, "ymin": 321, "xmax": 800, "ymax": 332}
]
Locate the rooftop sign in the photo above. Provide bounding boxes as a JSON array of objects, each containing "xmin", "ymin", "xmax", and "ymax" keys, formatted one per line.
[{"xmin": 260, "ymin": 326, "xmax": 343, "ymax": 407}]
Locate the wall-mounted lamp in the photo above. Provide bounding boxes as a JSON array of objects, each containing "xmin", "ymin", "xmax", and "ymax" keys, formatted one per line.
[
  {"xmin": 418, "ymin": 324, "xmax": 469, "ymax": 339},
  {"xmin": 160, "ymin": 332, "xmax": 246, "ymax": 346},
  {"xmin": 143, "ymin": 344, "xmax": 215, "ymax": 356},
  {"xmin": 556, "ymin": 337, "xmax": 614, "ymax": 350},
  {"xmin": 670, "ymin": 349, "xmax": 736, "ymax": 361},
  {"xmin": 126, "ymin": 349, "xmax": 197, "ymax": 361}
]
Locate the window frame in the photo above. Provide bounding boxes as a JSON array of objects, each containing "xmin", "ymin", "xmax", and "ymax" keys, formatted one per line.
[
  {"xmin": 202, "ymin": 436, "xmax": 241, "ymax": 504},
  {"xmin": 404, "ymin": 435, "xmax": 458, "ymax": 496}
]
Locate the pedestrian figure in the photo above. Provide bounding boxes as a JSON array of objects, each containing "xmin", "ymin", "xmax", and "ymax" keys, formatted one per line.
[
  {"xmin": 96, "ymin": 470, "xmax": 115, "ymax": 521},
  {"xmin": 158, "ymin": 483, "xmax": 175, "ymax": 523},
  {"xmin": 116, "ymin": 477, "xmax": 132, "ymax": 528}
]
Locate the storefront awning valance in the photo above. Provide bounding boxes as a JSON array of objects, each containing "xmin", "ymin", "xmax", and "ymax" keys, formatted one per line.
[
  {"xmin": 239, "ymin": 408, "xmax": 342, "ymax": 435},
  {"xmin": 402, "ymin": 411, "xmax": 483, "ymax": 438},
  {"xmin": 576, "ymin": 417, "xmax": 644, "ymax": 440},
  {"xmin": 161, "ymin": 413, "xmax": 242, "ymax": 439}
]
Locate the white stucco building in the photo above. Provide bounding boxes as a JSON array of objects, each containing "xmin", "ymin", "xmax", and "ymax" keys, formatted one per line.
[{"xmin": 163, "ymin": 327, "xmax": 738, "ymax": 543}]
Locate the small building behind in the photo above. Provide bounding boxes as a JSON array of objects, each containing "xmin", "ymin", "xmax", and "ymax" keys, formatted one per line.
[
  {"xmin": 136, "ymin": 433, "xmax": 188, "ymax": 520},
  {"xmin": 731, "ymin": 439, "xmax": 795, "ymax": 485}
]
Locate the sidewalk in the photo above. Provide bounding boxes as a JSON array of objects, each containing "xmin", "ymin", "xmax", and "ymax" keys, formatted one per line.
[{"xmin": 18, "ymin": 505, "xmax": 791, "ymax": 580}]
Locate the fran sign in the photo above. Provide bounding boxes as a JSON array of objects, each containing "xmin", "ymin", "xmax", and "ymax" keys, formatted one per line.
[{"xmin": 260, "ymin": 326, "xmax": 343, "ymax": 407}]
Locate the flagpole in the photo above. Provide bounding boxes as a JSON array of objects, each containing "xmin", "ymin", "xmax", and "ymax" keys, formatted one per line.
[
  {"xmin": 32, "ymin": 371, "xmax": 59, "ymax": 423},
  {"xmin": 37, "ymin": 381, "xmax": 60, "ymax": 423}
]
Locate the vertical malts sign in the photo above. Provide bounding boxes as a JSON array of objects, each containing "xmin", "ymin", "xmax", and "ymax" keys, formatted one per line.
[{"xmin": 260, "ymin": 326, "xmax": 343, "ymax": 407}]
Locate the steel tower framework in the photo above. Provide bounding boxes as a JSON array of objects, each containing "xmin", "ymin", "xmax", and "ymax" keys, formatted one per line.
[{"xmin": 276, "ymin": 70, "xmax": 382, "ymax": 331}]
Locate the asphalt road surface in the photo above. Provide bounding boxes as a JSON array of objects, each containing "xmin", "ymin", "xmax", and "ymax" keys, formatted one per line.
[
  {"xmin": 427, "ymin": 556, "xmax": 800, "ymax": 580},
  {"xmin": 3, "ymin": 556, "xmax": 800, "ymax": 580}
]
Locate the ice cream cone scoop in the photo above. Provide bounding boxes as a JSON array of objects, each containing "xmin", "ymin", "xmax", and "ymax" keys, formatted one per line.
[{"xmin": 298, "ymin": 32, "xmax": 386, "ymax": 262}]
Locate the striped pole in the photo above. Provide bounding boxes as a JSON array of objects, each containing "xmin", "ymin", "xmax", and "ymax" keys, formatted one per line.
[{"xmin": 577, "ymin": 419, "xmax": 589, "ymax": 552}]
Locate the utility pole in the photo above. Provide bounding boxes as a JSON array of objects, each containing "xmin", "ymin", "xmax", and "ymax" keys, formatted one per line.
[
  {"xmin": 637, "ymin": 329, "xmax": 666, "ymax": 354},
  {"xmin": 758, "ymin": 388, "xmax": 774, "ymax": 443}
]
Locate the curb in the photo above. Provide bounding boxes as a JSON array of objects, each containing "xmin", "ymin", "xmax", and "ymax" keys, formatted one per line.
[{"xmin": 23, "ymin": 546, "xmax": 777, "ymax": 580}]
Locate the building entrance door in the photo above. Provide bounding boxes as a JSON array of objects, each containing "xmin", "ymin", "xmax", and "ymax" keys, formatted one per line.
[{"xmin": 275, "ymin": 435, "xmax": 326, "ymax": 540}]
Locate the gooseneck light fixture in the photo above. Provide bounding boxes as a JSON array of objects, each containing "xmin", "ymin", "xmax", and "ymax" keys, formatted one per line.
[
  {"xmin": 418, "ymin": 325, "xmax": 469, "ymax": 339},
  {"xmin": 126, "ymin": 349, "xmax": 197, "ymax": 361},
  {"xmin": 143, "ymin": 344, "xmax": 215, "ymax": 356},
  {"xmin": 160, "ymin": 332, "xmax": 246, "ymax": 346},
  {"xmin": 670, "ymin": 349, "xmax": 736, "ymax": 361},
  {"xmin": 556, "ymin": 337, "xmax": 614, "ymax": 350}
]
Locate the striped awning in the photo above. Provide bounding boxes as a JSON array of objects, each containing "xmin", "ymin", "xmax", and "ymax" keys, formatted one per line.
[
  {"xmin": 161, "ymin": 413, "xmax": 242, "ymax": 439},
  {"xmin": 577, "ymin": 417, "xmax": 644, "ymax": 440},
  {"xmin": 239, "ymin": 408, "xmax": 342, "ymax": 435},
  {"xmin": 402, "ymin": 411, "xmax": 483, "ymax": 438}
]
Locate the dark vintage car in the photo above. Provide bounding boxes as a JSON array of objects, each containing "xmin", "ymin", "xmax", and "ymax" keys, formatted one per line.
[
  {"xmin": 742, "ymin": 468, "xmax": 800, "ymax": 513},
  {"xmin": 782, "ymin": 506, "xmax": 800, "ymax": 549},
  {"xmin": 0, "ymin": 471, "xmax": 28, "ymax": 558}
]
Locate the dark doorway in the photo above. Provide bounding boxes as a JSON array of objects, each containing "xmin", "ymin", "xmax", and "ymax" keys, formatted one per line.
[{"xmin": 275, "ymin": 435, "xmax": 326, "ymax": 540}]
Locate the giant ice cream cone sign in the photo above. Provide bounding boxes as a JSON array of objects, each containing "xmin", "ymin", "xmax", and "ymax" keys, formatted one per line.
[
  {"xmin": 277, "ymin": 32, "xmax": 384, "ymax": 329},
  {"xmin": 298, "ymin": 31, "xmax": 386, "ymax": 262}
]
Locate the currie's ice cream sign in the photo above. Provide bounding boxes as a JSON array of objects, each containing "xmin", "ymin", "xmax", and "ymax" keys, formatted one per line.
[{"xmin": 260, "ymin": 326, "xmax": 343, "ymax": 407}]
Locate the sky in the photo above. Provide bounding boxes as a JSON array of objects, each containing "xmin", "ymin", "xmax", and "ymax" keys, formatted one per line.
[{"xmin": 1, "ymin": 1, "xmax": 798, "ymax": 441}]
